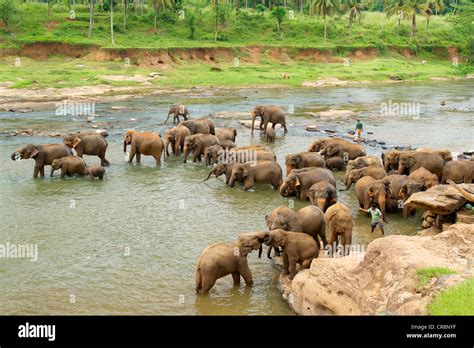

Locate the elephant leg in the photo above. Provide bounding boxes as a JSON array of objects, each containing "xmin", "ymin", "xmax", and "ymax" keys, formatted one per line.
[
  {"xmin": 33, "ymin": 166, "xmax": 40, "ymax": 178},
  {"xmin": 243, "ymin": 178, "xmax": 255, "ymax": 191},
  {"xmin": 282, "ymin": 121, "xmax": 288, "ymax": 133},
  {"xmin": 136, "ymin": 152, "xmax": 141, "ymax": 163},
  {"xmin": 282, "ymin": 253, "xmax": 290, "ymax": 274},
  {"xmin": 271, "ymin": 176, "xmax": 282, "ymax": 190},
  {"xmin": 100, "ymin": 153, "xmax": 110, "ymax": 167},
  {"xmin": 165, "ymin": 113, "xmax": 171, "ymax": 124},
  {"xmin": 154, "ymin": 152, "xmax": 161, "ymax": 166},
  {"xmin": 263, "ymin": 120, "xmax": 269, "ymax": 133},
  {"xmin": 239, "ymin": 264, "xmax": 253, "ymax": 286},
  {"xmin": 301, "ymin": 258, "xmax": 313, "ymax": 269},
  {"xmin": 267, "ymin": 246, "xmax": 273, "ymax": 259},
  {"xmin": 288, "ymin": 257, "xmax": 297, "ymax": 279},
  {"xmin": 39, "ymin": 167, "xmax": 45, "ymax": 177},
  {"xmin": 128, "ymin": 146, "xmax": 136, "ymax": 163},
  {"xmin": 231, "ymin": 272, "xmax": 241, "ymax": 286},
  {"xmin": 327, "ymin": 229, "xmax": 337, "ymax": 256},
  {"xmin": 200, "ymin": 273, "xmax": 217, "ymax": 294},
  {"xmin": 60, "ymin": 167, "xmax": 66, "ymax": 178}
]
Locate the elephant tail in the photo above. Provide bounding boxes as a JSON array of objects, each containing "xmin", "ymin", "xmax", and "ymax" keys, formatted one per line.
[{"xmin": 195, "ymin": 266, "xmax": 202, "ymax": 293}]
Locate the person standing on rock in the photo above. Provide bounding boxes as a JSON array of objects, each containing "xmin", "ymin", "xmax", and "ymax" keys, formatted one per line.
[
  {"xmin": 355, "ymin": 119, "xmax": 363, "ymax": 143},
  {"xmin": 360, "ymin": 203, "xmax": 386, "ymax": 235}
]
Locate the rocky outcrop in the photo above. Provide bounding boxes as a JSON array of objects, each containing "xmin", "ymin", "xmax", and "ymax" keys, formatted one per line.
[{"xmin": 279, "ymin": 223, "xmax": 473, "ymax": 315}]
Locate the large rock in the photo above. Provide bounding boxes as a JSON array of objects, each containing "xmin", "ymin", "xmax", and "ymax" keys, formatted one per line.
[
  {"xmin": 279, "ymin": 223, "xmax": 473, "ymax": 315},
  {"xmin": 405, "ymin": 184, "xmax": 474, "ymax": 215}
]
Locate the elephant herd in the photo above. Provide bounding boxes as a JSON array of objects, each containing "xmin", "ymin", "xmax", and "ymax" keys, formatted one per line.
[
  {"xmin": 196, "ymin": 137, "xmax": 473, "ymax": 294},
  {"xmin": 9, "ymin": 104, "xmax": 473, "ymax": 295}
]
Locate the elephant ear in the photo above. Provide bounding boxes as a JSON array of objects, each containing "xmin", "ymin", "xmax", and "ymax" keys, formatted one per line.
[
  {"xmin": 30, "ymin": 146, "xmax": 40, "ymax": 158},
  {"xmin": 295, "ymin": 176, "xmax": 301, "ymax": 188},
  {"xmin": 407, "ymin": 156, "xmax": 416, "ymax": 167},
  {"xmin": 368, "ymin": 187, "xmax": 375, "ymax": 198},
  {"xmin": 242, "ymin": 167, "xmax": 250, "ymax": 178},
  {"xmin": 72, "ymin": 137, "xmax": 82, "ymax": 148},
  {"xmin": 259, "ymin": 106, "xmax": 266, "ymax": 115}
]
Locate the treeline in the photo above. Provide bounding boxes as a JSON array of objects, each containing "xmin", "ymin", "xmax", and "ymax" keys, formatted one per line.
[{"xmin": 0, "ymin": 0, "xmax": 472, "ymax": 47}]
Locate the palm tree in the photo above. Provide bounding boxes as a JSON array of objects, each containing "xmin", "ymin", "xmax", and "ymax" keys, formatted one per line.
[
  {"xmin": 341, "ymin": 0, "xmax": 365, "ymax": 38},
  {"xmin": 402, "ymin": 0, "xmax": 425, "ymax": 38},
  {"xmin": 123, "ymin": 0, "xmax": 127, "ymax": 30},
  {"xmin": 423, "ymin": 1, "xmax": 444, "ymax": 33},
  {"xmin": 88, "ymin": 0, "xmax": 94, "ymax": 37},
  {"xmin": 387, "ymin": 0, "xmax": 405, "ymax": 34},
  {"xmin": 110, "ymin": 0, "xmax": 116, "ymax": 46},
  {"xmin": 214, "ymin": 0, "xmax": 219, "ymax": 41},
  {"xmin": 310, "ymin": 0, "xmax": 339, "ymax": 43}
]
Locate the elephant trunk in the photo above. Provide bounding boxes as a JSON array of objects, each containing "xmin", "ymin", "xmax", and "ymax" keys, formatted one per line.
[
  {"xmin": 258, "ymin": 245, "xmax": 262, "ymax": 259},
  {"xmin": 378, "ymin": 194, "xmax": 387, "ymax": 217},
  {"xmin": 11, "ymin": 151, "xmax": 20, "ymax": 161},
  {"xmin": 203, "ymin": 170, "xmax": 214, "ymax": 182},
  {"xmin": 183, "ymin": 146, "xmax": 189, "ymax": 163},
  {"xmin": 285, "ymin": 164, "xmax": 293, "ymax": 177},
  {"xmin": 123, "ymin": 141, "xmax": 128, "ymax": 153}
]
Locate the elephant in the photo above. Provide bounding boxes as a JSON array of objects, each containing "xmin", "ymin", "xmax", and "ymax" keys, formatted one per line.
[
  {"xmin": 382, "ymin": 149, "xmax": 402, "ymax": 172},
  {"xmin": 280, "ymin": 167, "xmax": 336, "ymax": 201},
  {"xmin": 204, "ymin": 144, "xmax": 224, "ymax": 166},
  {"xmin": 265, "ymin": 128, "xmax": 276, "ymax": 143},
  {"xmin": 442, "ymin": 160, "xmax": 474, "ymax": 184},
  {"xmin": 229, "ymin": 161, "xmax": 282, "ymax": 190},
  {"xmin": 325, "ymin": 157, "xmax": 344, "ymax": 171},
  {"xmin": 320, "ymin": 140, "xmax": 366, "ymax": 161},
  {"xmin": 11, "ymin": 143, "xmax": 73, "ymax": 178},
  {"xmin": 123, "ymin": 130, "xmax": 164, "ymax": 165},
  {"xmin": 382, "ymin": 174, "xmax": 423, "ymax": 217},
  {"xmin": 63, "ymin": 132, "xmax": 110, "ymax": 167},
  {"xmin": 179, "ymin": 117, "xmax": 215, "ymax": 135},
  {"xmin": 408, "ymin": 167, "xmax": 439, "ymax": 189},
  {"xmin": 307, "ymin": 181, "xmax": 337, "ymax": 212},
  {"xmin": 343, "ymin": 166, "xmax": 387, "ymax": 190},
  {"xmin": 164, "ymin": 125, "xmax": 191, "ymax": 157},
  {"xmin": 203, "ymin": 163, "xmax": 235, "ymax": 184},
  {"xmin": 166, "ymin": 105, "xmax": 189, "ymax": 125},
  {"xmin": 50, "ymin": 155, "xmax": 88, "ymax": 178},
  {"xmin": 85, "ymin": 165, "xmax": 106, "ymax": 180},
  {"xmin": 182, "ymin": 134, "xmax": 220, "ymax": 163},
  {"xmin": 265, "ymin": 205, "xmax": 327, "ymax": 258},
  {"xmin": 307, "ymin": 138, "xmax": 344, "ymax": 153},
  {"xmin": 324, "ymin": 203, "xmax": 353, "ymax": 257},
  {"xmin": 195, "ymin": 231, "xmax": 268, "ymax": 294},
  {"xmin": 355, "ymin": 176, "xmax": 392, "ymax": 217},
  {"xmin": 344, "ymin": 155, "xmax": 383, "ymax": 184},
  {"xmin": 398, "ymin": 151, "xmax": 445, "ymax": 179},
  {"xmin": 250, "ymin": 105, "xmax": 288, "ymax": 135},
  {"xmin": 285, "ymin": 152, "xmax": 326, "ymax": 176},
  {"xmin": 264, "ymin": 229, "xmax": 319, "ymax": 280},
  {"xmin": 216, "ymin": 127, "xmax": 237, "ymax": 142},
  {"xmin": 219, "ymin": 139, "xmax": 236, "ymax": 150},
  {"xmin": 416, "ymin": 147, "xmax": 453, "ymax": 163}
]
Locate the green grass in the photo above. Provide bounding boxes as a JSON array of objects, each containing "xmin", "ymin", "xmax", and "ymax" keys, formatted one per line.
[
  {"xmin": 427, "ymin": 278, "xmax": 474, "ymax": 315},
  {"xmin": 416, "ymin": 267, "xmax": 457, "ymax": 291}
]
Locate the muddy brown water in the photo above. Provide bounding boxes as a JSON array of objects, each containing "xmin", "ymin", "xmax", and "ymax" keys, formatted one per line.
[{"xmin": 0, "ymin": 80, "xmax": 472, "ymax": 315}]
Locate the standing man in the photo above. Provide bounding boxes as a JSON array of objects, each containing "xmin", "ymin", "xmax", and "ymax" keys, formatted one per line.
[
  {"xmin": 359, "ymin": 203, "xmax": 387, "ymax": 235},
  {"xmin": 355, "ymin": 119, "xmax": 363, "ymax": 143}
]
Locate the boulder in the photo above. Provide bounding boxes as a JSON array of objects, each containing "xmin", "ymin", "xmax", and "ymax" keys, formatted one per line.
[{"xmin": 279, "ymin": 223, "xmax": 473, "ymax": 315}]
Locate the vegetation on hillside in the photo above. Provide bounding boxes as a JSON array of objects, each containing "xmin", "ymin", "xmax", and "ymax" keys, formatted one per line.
[{"xmin": 0, "ymin": 0, "xmax": 471, "ymax": 55}]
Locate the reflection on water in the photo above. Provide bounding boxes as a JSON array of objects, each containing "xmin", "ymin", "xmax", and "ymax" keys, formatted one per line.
[{"xmin": 0, "ymin": 80, "xmax": 472, "ymax": 315}]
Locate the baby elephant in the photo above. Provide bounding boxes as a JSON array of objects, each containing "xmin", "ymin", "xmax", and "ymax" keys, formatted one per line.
[
  {"xmin": 265, "ymin": 229, "xmax": 319, "ymax": 280},
  {"xmin": 265, "ymin": 128, "xmax": 276, "ymax": 143},
  {"xmin": 195, "ymin": 231, "xmax": 268, "ymax": 294},
  {"xmin": 325, "ymin": 156, "xmax": 345, "ymax": 171},
  {"xmin": 51, "ymin": 156, "xmax": 87, "ymax": 178},
  {"xmin": 86, "ymin": 165, "xmax": 106, "ymax": 180}
]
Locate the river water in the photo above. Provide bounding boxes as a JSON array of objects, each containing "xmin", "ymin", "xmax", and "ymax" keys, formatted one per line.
[{"xmin": 0, "ymin": 80, "xmax": 472, "ymax": 315}]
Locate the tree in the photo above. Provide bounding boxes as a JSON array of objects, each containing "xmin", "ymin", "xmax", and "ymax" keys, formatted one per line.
[
  {"xmin": 387, "ymin": 0, "xmax": 405, "ymax": 34},
  {"xmin": 123, "ymin": 0, "xmax": 127, "ymax": 30},
  {"xmin": 402, "ymin": 0, "xmax": 426, "ymax": 38},
  {"xmin": 186, "ymin": 10, "xmax": 197, "ymax": 39},
  {"xmin": 214, "ymin": 0, "xmax": 219, "ymax": 41},
  {"xmin": 0, "ymin": 0, "xmax": 18, "ymax": 29},
  {"xmin": 110, "ymin": 0, "xmax": 116, "ymax": 46},
  {"xmin": 423, "ymin": 1, "xmax": 444, "ymax": 33},
  {"xmin": 341, "ymin": 0, "xmax": 365, "ymax": 38},
  {"xmin": 272, "ymin": 6, "xmax": 286, "ymax": 32},
  {"xmin": 310, "ymin": 0, "xmax": 340, "ymax": 43},
  {"xmin": 88, "ymin": 0, "xmax": 94, "ymax": 37}
]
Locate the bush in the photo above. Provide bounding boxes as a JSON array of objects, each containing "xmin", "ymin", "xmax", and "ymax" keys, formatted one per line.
[{"xmin": 0, "ymin": 0, "xmax": 19, "ymax": 29}]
